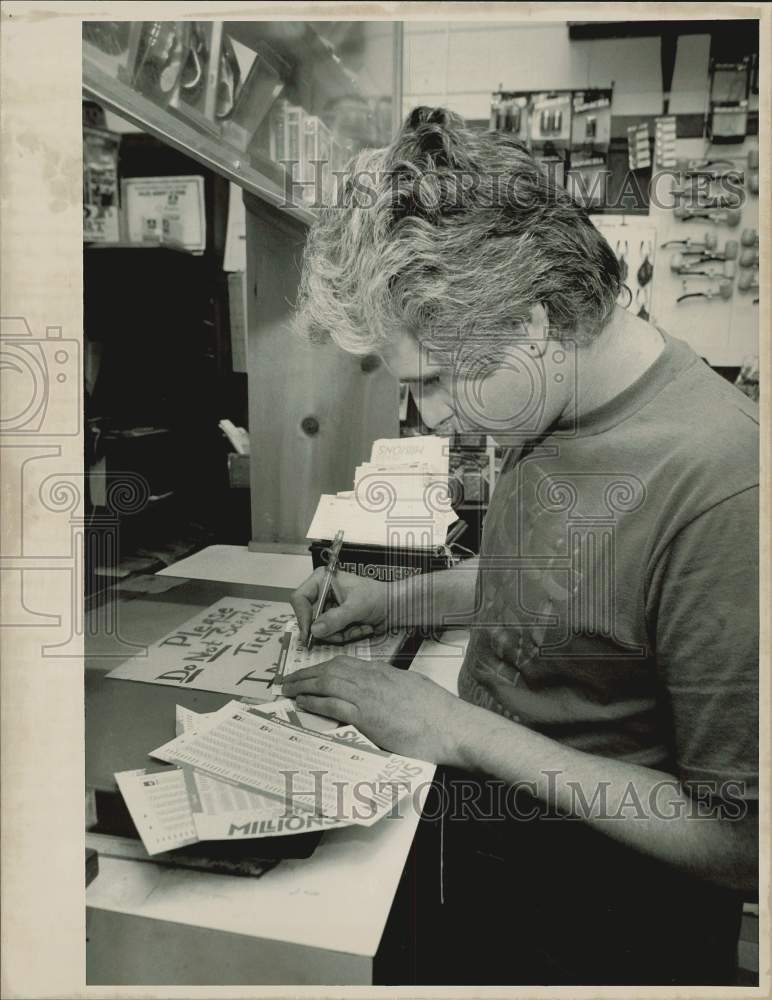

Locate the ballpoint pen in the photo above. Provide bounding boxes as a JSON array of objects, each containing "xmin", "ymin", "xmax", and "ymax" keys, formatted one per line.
[{"xmin": 307, "ymin": 529, "xmax": 345, "ymax": 651}]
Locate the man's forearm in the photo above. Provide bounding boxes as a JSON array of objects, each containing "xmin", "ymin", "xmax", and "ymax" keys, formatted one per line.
[
  {"xmin": 446, "ymin": 700, "xmax": 757, "ymax": 893},
  {"xmin": 387, "ymin": 557, "xmax": 479, "ymax": 628}
]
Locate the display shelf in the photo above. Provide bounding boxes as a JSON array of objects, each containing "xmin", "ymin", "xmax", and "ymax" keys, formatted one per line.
[
  {"xmin": 83, "ymin": 20, "xmax": 401, "ymax": 223},
  {"xmin": 83, "ymin": 240, "xmax": 196, "ymax": 253},
  {"xmin": 83, "ymin": 60, "xmax": 313, "ymax": 225}
]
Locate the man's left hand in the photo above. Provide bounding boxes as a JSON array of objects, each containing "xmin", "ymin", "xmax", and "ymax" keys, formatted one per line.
[{"xmin": 281, "ymin": 656, "xmax": 472, "ymax": 763}]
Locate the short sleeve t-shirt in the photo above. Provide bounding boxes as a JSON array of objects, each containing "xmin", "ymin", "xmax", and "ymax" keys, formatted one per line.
[{"xmin": 457, "ymin": 331, "xmax": 759, "ymax": 800}]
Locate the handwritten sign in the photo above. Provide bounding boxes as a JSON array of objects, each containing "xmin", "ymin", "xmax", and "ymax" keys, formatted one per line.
[{"xmin": 107, "ymin": 598, "xmax": 296, "ymax": 696}]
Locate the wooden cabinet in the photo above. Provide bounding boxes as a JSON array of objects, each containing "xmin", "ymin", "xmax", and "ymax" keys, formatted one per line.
[{"xmin": 244, "ymin": 194, "xmax": 398, "ymax": 547}]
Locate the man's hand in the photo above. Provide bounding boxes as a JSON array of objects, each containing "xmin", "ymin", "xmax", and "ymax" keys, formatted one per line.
[
  {"xmin": 290, "ymin": 568, "xmax": 389, "ymax": 646},
  {"xmin": 282, "ymin": 657, "xmax": 473, "ymax": 763}
]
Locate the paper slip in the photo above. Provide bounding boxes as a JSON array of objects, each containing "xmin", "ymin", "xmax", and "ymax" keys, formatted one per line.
[
  {"xmin": 115, "ymin": 767, "xmax": 198, "ymax": 855},
  {"xmin": 278, "ymin": 622, "xmax": 371, "ymax": 690},
  {"xmin": 328, "ymin": 724, "xmax": 378, "ymax": 748},
  {"xmin": 183, "ymin": 767, "xmax": 350, "ymax": 841},
  {"xmin": 150, "ymin": 708, "xmax": 430, "ymax": 826},
  {"xmin": 191, "ymin": 807, "xmax": 345, "ymax": 842},
  {"xmin": 183, "ymin": 726, "xmax": 382, "ymax": 842},
  {"xmin": 175, "ymin": 698, "xmax": 299, "ymax": 736},
  {"xmin": 155, "ymin": 700, "xmax": 316, "ymax": 763},
  {"xmin": 189, "ymin": 805, "xmax": 342, "ymax": 841},
  {"xmin": 118, "ymin": 715, "xmax": 431, "ymax": 852},
  {"xmin": 253, "ymin": 698, "xmax": 302, "ymax": 726},
  {"xmin": 183, "ymin": 765, "xmax": 283, "ymax": 815},
  {"xmin": 175, "ymin": 705, "xmax": 217, "ymax": 736},
  {"xmin": 114, "ymin": 762, "xmax": 325, "ymax": 852}
]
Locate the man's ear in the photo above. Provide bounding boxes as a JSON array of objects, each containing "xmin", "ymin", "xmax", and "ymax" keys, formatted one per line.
[
  {"xmin": 524, "ymin": 303, "xmax": 550, "ymax": 357},
  {"xmin": 528, "ymin": 303, "xmax": 550, "ymax": 335}
]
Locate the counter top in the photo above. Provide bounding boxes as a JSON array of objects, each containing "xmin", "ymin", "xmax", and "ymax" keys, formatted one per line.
[{"xmin": 85, "ymin": 547, "xmax": 468, "ymax": 983}]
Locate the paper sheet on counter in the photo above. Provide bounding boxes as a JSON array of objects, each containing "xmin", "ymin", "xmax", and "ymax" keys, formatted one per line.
[
  {"xmin": 107, "ymin": 598, "xmax": 295, "ymax": 695},
  {"xmin": 108, "ymin": 597, "xmax": 384, "ymax": 697}
]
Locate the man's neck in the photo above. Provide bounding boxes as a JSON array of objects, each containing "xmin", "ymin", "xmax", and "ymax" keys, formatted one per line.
[{"xmin": 568, "ymin": 307, "xmax": 665, "ymax": 420}]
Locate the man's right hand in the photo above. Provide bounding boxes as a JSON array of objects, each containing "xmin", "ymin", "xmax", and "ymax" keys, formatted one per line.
[{"xmin": 290, "ymin": 568, "xmax": 389, "ymax": 646}]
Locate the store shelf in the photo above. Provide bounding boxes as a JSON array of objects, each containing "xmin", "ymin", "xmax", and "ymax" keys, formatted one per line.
[
  {"xmin": 83, "ymin": 20, "xmax": 401, "ymax": 223},
  {"xmin": 83, "ymin": 60, "xmax": 315, "ymax": 226},
  {"xmin": 83, "ymin": 240, "xmax": 198, "ymax": 253}
]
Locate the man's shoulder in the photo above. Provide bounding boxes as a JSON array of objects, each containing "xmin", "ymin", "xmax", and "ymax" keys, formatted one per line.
[
  {"xmin": 659, "ymin": 352, "xmax": 758, "ymax": 476},
  {"xmin": 639, "ymin": 353, "xmax": 759, "ymax": 555}
]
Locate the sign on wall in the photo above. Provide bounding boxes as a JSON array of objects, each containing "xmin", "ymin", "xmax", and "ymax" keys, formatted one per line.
[{"xmin": 121, "ymin": 175, "xmax": 206, "ymax": 252}]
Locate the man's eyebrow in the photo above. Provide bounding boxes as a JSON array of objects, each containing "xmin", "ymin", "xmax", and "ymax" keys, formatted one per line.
[{"xmin": 400, "ymin": 370, "xmax": 442, "ymax": 384}]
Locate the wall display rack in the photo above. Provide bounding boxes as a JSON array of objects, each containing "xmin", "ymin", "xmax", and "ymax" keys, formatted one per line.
[{"xmin": 490, "ymin": 87, "xmax": 614, "ymax": 209}]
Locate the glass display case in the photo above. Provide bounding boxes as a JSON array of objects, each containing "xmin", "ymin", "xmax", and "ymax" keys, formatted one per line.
[{"xmin": 83, "ymin": 20, "xmax": 402, "ymax": 223}]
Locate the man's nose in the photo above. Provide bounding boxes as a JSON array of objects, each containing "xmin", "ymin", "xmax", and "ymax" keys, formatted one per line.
[{"xmin": 413, "ymin": 389, "xmax": 455, "ymax": 431}]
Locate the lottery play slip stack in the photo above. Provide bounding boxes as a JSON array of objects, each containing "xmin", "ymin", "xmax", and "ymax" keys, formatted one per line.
[
  {"xmin": 106, "ymin": 597, "xmax": 433, "ymax": 857},
  {"xmin": 115, "ymin": 697, "xmax": 434, "ymax": 855}
]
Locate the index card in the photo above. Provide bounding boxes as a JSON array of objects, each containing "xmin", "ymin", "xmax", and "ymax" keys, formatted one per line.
[
  {"xmin": 306, "ymin": 495, "xmax": 453, "ymax": 547},
  {"xmin": 307, "ymin": 436, "xmax": 455, "ymax": 546},
  {"xmin": 370, "ymin": 435, "xmax": 449, "ymax": 475},
  {"xmin": 354, "ymin": 463, "xmax": 453, "ymax": 509}
]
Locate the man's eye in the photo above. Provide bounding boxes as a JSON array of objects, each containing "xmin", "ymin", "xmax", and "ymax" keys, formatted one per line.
[{"xmin": 421, "ymin": 375, "xmax": 441, "ymax": 388}]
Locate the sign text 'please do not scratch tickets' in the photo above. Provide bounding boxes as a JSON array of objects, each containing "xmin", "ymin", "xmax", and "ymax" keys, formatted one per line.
[{"xmin": 107, "ymin": 598, "xmax": 296, "ymax": 696}]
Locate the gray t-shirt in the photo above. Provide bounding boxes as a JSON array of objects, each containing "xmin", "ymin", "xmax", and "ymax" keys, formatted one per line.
[{"xmin": 458, "ymin": 331, "xmax": 759, "ymax": 800}]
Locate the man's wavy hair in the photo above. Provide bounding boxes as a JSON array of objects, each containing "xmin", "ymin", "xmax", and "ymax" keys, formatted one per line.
[{"xmin": 295, "ymin": 106, "xmax": 622, "ymax": 354}]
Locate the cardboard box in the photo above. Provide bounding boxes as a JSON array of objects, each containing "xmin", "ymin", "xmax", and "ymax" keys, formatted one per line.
[{"xmin": 309, "ymin": 539, "xmax": 452, "ymax": 584}]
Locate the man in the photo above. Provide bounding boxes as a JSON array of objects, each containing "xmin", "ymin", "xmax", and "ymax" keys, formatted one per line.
[{"xmin": 283, "ymin": 107, "xmax": 758, "ymax": 985}]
